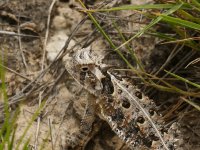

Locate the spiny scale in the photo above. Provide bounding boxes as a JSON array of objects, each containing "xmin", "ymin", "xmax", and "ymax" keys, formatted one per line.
[{"xmin": 63, "ymin": 48, "xmax": 180, "ymax": 150}]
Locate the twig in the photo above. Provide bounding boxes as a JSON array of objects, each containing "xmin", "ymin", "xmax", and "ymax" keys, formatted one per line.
[
  {"xmin": 0, "ymin": 63, "xmax": 31, "ymax": 81},
  {"xmin": 18, "ymin": 23, "xmax": 28, "ymax": 69},
  {"xmin": 161, "ymin": 37, "xmax": 200, "ymax": 44},
  {"xmin": 185, "ymin": 57, "xmax": 200, "ymax": 68},
  {"xmin": 34, "ymin": 92, "xmax": 43, "ymax": 150},
  {"xmin": 41, "ymin": 0, "xmax": 57, "ymax": 70},
  {"xmin": 0, "ymin": 30, "xmax": 40, "ymax": 38},
  {"xmin": 181, "ymin": 97, "xmax": 200, "ymax": 111},
  {"xmin": 48, "ymin": 118, "xmax": 55, "ymax": 150}
]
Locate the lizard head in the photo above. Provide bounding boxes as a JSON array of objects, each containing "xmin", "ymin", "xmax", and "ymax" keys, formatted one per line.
[{"xmin": 63, "ymin": 47, "xmax": 106, "ymax": 96}]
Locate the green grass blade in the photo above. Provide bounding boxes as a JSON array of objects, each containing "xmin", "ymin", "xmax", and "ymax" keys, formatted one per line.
[
  {"xmin": 0, "ymin": 144, "xmax": 4, "ymax": 150},
  {"xmin": 7, "ymin": 109, "xmax": 20, "ymax": 149},
  {"xmin": 165, "ymin": 70, "xmax": 200, "ymax": 88},
  {"xmin": 86, "ymin": 3, "xmax": 191, "ymax": 12},
  {"xmin": 0, "ymin": 54, "xmax": 10, "ymax": 149},
  {"xmin": 22, "ymin": 137, "xmax": 31, "ymax": 150},
  {"xmin": 160, "ymin": 15, "xmax": 200, "ymax": 30},
  {"xmin": 8, "ymin": 125, "xmax": 17, "ymax": 150},
  {"xmin": 178, "ymin": 10, "xmax": 200, "ymax": 24}
]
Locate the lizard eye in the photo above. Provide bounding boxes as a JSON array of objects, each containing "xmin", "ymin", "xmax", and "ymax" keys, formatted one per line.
[{"xmin": 81, "ymin": 66, "xmax": 89, "ymax": 72}]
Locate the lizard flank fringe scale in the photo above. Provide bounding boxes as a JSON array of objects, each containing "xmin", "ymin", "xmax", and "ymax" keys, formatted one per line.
[{"xmin": 63, "ymin": 47, "xmax": 181, "ymax": 150}]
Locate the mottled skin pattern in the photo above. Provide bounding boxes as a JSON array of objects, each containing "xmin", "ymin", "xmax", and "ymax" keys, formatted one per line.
[
  {"xmin": 65, "ymin": 94, "xmax": 97, "ymax": 150},
  {"xmin": 63, "ymin": 47, "xmax": 180, "ymax": 150}
]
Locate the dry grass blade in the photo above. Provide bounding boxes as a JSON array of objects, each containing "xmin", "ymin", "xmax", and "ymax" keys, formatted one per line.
[
  {"xmin": 185, "ymin": 57, "xmax": 200, "ymax": 68},
  {"xmin": 0, "ymin": 63, "xmax": 31, "ymax": 81},
  {"xmin": 181, "ymin": 97, "xmax": 200, "ymax": 111},
  {"xmin": 41, "ymin": 0, "xmax": 57, "ymax": 70},
  {"xmin": 17, "ymin": 24, "xmax": 28, "ymax": 70},
  {"xmin": 161, "ymin": 37, "xmax": 200, "ymax": 44},
  {"xmin": 48, "ymin": 118, "xmax": 55, "ymax": 150},
  {"xmin": 0, "ymin": 30, "xmax": 40, "ymax": 38}
]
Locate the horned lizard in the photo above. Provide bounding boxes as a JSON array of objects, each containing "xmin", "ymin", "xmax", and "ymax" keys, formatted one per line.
[{"xmin": 62, "ymin": 47, "xmax": 181, "ymax": 150}]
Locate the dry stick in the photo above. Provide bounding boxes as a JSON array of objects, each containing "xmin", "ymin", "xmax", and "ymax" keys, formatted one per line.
[
  {"xmin": 48, "ymin": 118, "xmax": 55, "ymax": 150},
  {"xmin": 0, "ymin": 30, "xmax": 40, "ymax": 38},
  {"xmin": 185, "ymin": 57, "xmax": 200, "ymax": 68},
  {"xmin": 161, "ymin": 37, "xmax": 200, "ymax": 44},
  {"xmin": 41, "ymin": 0, "xmax": 57, "ymax": 71},
  {"xmin": 0, "ymin": 63, "xmax": 31, "ymax": 81},
  {"xmin": 60, "ymin": 3, "xmax": 112, "ymax": 55},
  {"xmin": 18, "ymin": 23, "xmax": 28, "ymax": 70},
  {"xmin": 62, "ymin": 0, "xmax": 114, "ymax": 53},
  {"xmin": 75, "ymin": 30, "xmax": 170, "ymax": 37}
]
